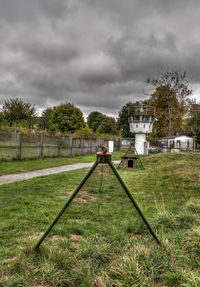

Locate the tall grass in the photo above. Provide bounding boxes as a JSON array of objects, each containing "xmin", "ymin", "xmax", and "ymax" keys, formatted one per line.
[{"xmin": 0, "ymin": 152, "xmax": 200, "ymax": 286}]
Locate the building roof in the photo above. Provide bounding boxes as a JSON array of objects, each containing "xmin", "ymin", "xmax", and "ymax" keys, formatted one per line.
[
  {"xmin": 160, "ymin": 136, "xmax": 176, "ymax": 140},
  {"xmin": 174, "ymin": 135, "xmax": 193, "ymax": 141},
  {"xmin": 159, "ymin": 135, "xmax": 193, "ymax": 141}
]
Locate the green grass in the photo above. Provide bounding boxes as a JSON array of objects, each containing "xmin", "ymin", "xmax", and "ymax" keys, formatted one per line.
[
  {"xmin": 0, "ymin": 153, "xmax": 200, "ymax": 286},
  {"xmin": 0, "ymin": 151, "xmax": 124, "ymax": 176}
]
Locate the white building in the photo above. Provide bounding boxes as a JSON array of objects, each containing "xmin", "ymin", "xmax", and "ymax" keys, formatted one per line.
[
  {"xmin": 160, "ymin": 135, "xmax": 194, "ymax": 151},
  {"xmin": 129, "ymin": 105, "xmax": 156, "ymax": 155}
]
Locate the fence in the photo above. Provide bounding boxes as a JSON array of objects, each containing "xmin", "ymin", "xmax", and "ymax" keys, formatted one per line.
[{"xmin": 0, "ymin": 131, "xmax": 109, "ymax": 161}]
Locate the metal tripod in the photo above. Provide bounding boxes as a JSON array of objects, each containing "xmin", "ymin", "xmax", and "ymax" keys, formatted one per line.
[{"xmin": 35, "ymin": 149, "xmax": 160, "ymax": 250}]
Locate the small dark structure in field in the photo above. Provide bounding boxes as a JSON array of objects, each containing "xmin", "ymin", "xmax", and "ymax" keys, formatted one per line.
[
  {"xmin": 118, "ymin": 140, "xmax": 144, "ymax": 169},
  {"xmin": 120, "ymin": 156, "xmax": 138, "ymax": 169}
]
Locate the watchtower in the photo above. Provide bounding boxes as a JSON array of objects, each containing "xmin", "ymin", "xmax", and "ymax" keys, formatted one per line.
[{"xmin": 128, "ymin": 103, "xmax": 156, "ymax": 155}]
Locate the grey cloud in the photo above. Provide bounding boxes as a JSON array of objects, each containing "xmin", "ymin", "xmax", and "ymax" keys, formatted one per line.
[
  {"xmin": 0, "ymin": 0, "xmax": 200, "ymax": 117},
  {"xmin": 79, "ymin": 68, "xmax": 121, "ymax": 86},
  {"xmin": 0, "ymin": 0, "xmax": 39, "ymax": 24},
  {"xmin": 39, "ymin": 0, "xmax": 70, "ymax": 19},
  {"xmin": 144, "ymin": 33, "xmax": 178, "ymax": 53},
  {"xmin": 107, "ymin": 32, "xmax": 178, "ymax": 81},
  {"xmin": 17, "ymin": 42, "xmax": 79, "ymax": 67},
  {"xmin": 87, "ymin": 0, "xmax": 198, "ymax": 20},
  {"xmin": 0, "ymin": 0, "xmax": 70, "ymax": 24},
  {"xmin": 31, "ymin": 78, "xmax": 70, "ymax": 96},
  {"xmin": 154, "ymin": 0, "xmax": 198, "ymax": 14}
]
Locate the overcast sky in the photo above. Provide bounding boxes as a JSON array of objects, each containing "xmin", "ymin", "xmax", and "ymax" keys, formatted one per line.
[{"xmin": 0, "ymin": 0, "xmax": 200, "ymax": 117}]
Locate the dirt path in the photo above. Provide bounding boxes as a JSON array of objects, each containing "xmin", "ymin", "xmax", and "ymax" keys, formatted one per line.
[{"xmin": 0, "ymin": 161, "xmax": 120, "ymax": 185}]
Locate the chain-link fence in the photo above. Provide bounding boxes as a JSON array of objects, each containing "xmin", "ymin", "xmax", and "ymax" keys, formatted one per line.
[{"xmin": 0, "ymin": 132, "xmax": 109, "ymax": 161}]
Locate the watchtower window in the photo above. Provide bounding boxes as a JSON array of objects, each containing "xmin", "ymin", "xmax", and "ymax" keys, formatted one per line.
[
  {"xmin": 143, "ymin": 124, "xmax": 146, "ymax": 128},
  {"xmin": 136, "ymin": 124, "xmax": 138, "ymax": 128},
  {"xmin": 134, "ymin": 115, "xmax": 140, "ymax": 121}
]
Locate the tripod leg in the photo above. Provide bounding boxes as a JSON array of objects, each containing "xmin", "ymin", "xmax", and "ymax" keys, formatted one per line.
[
  {"xmin": 35, "ymin": 161, "xmax": 99, "ymax": 250},
  {"xmin": 134, "ymin": 146, "xmax": 145, "ymax": 169},
  {"xmin": 108, "ymin": 160, "xmax": 160, "ymax": 245},
  {"xmin": 117, "ymin": 141, "xmax": 132, "ymax": 169}
]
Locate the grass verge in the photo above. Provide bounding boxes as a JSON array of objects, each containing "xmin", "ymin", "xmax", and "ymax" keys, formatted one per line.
[
  {"xmin": 0, "ymin": 152, "xmax": 200, "ymax": 286},
  {"xmin": 0, "ymin": 151, "xmax": 124, "ymax": 176}
]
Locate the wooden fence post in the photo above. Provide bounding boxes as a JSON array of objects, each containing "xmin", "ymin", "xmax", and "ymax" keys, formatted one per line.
[
  {"xmin": 89, "ymin": 138, "xmax": 92, "ymax": 154},
  {"xmin": 69, "ymin": 137, "xmax": 73, "ymax": 156},
  {"xmin": 96, "ymin": 139, "xmax": 99, "ymax": 152},
  {"xmin": 118, "ymin": 139, "xmax": 121, "ymax": 151},
  {"xmin": 57, "ymin": 136, "xmax": 61, "ymax": 157},
  {"xmin": 17, "ymin": 133, "xmax": 22, "ymax": 160},
  {"xmin": 81, "ymin": 138, "xmax": 84, "ymax": 155},
  {"xmin": 40, "ymin": 134, "xmax": 44, "ymax": 158}
]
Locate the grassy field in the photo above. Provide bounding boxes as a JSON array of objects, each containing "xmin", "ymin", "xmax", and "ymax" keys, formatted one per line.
[
  {"xmin": 0, "ymin": 151, "xmax": 124, "ymax": 176},
  {"xmin": 0, "ymin": 153, "xmax": 200, "ymax": 286}
]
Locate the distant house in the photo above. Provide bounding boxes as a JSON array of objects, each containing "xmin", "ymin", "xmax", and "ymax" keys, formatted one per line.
[
  {"xmin": 159, "ymin": 135, "xmax": 194, "ymax": 151},
  {"xmin": 121, "ymin": 139, "xmax": 131, "ymax": 147}
]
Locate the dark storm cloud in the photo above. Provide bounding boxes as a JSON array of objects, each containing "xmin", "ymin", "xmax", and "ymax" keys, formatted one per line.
[
  {"xmin": 0, "ymin": 0, "xmax": 200, "ymax": 116},
  {"xmin": 106, "ymin": 32, "xmax": 178, "ymax": 82},
  {"xmin": 18, "ymin": 41, "xmax": 79, "ymax": 66},
  {"xmin": 79, "ymin": 71, "xmax": 119, "ymax": 86},
  {"xmin": 0, "ymin": 0, "xmax": 69, "ymax": 23}
]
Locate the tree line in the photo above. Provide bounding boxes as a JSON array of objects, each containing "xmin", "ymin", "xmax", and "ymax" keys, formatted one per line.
[
  {"xmin": 0, "ymin": 98, "xmax": 119, "ymax": 138},
  {"xmin": 0, "ymin": 70, "xmax": 200, "ymax": 142}
]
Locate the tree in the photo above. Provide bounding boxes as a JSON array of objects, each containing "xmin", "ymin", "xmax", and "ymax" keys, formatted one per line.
[
  {"xmin": 147, "ymin": 70, "xmax": 192, "ymax": 136},
  {"xmin": 2, "ymin": 98, "xmax": 36, "ymax": 126},
  {"xmin": 0, "ymin": 112, "xmax": 6, "ymax": 127},
  {"xmin": 150, "ymin": 86, "xmax": 183, "ymax": 137},
  {"xmin": 38, "ymin": 107, "xmax": 54, "ymax": 131},
  {"xmin": 96, "ymin": 116, "xmax": 119, "ymax": 135},
  {"xmin": 118, "ymin": 100, "xmax": 149, "ymax": 138},
  {"xmin": 73, "ymin": 124, "xmax": 94, "ymax": 138},
  {"xmin": 87, "ymin": 111, "xmax": 105, "ymax": 132},
  {"xmin": 185, "ymin": 111, "xmax": 200, "ymax": 144},
  {"xmin": 147, "ymin": 70, "xmax": 192, "ymax": 106},
  {"xmin": 50, "ymin": 103, "xmax": 84, "ymax": 133}
]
